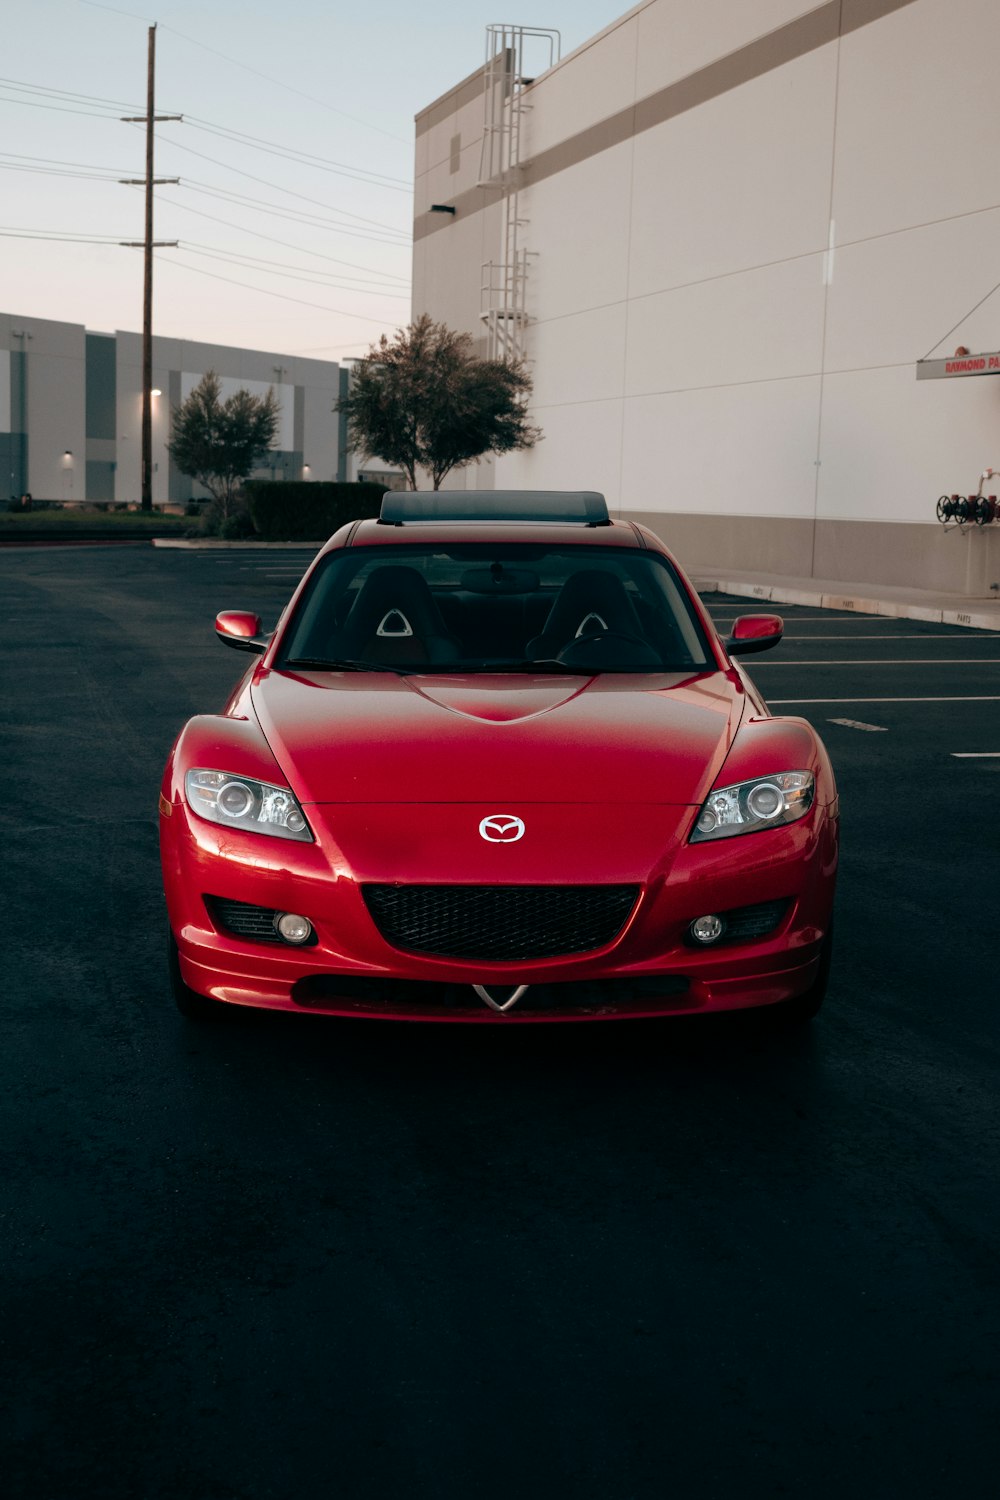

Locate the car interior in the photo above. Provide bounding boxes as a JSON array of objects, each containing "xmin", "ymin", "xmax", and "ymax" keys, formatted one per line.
[{"xmin": 281, "ymin": 547, "xmax": 710, "ymax": 672}]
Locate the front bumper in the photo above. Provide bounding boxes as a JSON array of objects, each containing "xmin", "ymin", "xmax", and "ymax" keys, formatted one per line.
[{"xmin": 160, "ymin": 796, "xmax": 838, "ymax": 1022}]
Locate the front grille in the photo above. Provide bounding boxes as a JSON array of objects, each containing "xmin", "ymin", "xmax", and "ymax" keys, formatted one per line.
[
  {"xmin": 362, "ymin": 884, "xmax": 640, "ymax": 962},
  {"xmin": 293, "ymin": 974, "xmax": 690, "ymax": 1014}
]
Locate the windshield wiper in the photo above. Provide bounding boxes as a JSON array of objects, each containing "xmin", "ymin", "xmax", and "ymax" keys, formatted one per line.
[{"xmin": 283, "ymin": 657, "xmax": 411, "ymax": 674}]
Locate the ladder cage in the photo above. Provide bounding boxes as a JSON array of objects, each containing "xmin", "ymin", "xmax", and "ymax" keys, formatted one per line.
[{"xmin": 478, "ymin": 24, "xmax": 560, "ymax": 363}]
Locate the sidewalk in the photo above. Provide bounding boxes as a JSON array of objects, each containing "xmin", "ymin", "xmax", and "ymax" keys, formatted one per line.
[{"xmin": 688, "ymin": 567, "xmax": 1000, "ymax": 632}]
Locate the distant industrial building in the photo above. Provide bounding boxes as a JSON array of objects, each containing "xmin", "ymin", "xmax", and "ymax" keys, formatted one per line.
[
  {"xmin": 0, "ymin": 312, "xmax": 394, "ymax": 506},
  {"xmin": 413, "ymin": 0, "xmax": 1000, "ymax": 595}
]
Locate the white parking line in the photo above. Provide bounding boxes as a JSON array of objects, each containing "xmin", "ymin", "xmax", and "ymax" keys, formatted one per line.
[
  {"xmin": 711, "ymin": 615, "xmax": 889, "ymax": 624},
  {"xmin": 755, "ymin": 659, "xmax": 1000, "ymax": 665},
  {"xmin": 770, "ymin": 696, "xmax": 1000, "ymax": 704},
  {"xmin": 951, "ymin": 752, "xmax": 1000, "ymax": 758},
  {"xmin": 827, "ymin": 718, "xmax": 888, "ymax": 731},
  {"xmin": 780, "ymin": 633, "xmax": 1000, "ymax": 640}
]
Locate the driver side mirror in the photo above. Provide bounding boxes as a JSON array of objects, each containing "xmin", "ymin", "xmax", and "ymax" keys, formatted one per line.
[
  {"xmin": 724, "ymin": 613, "xmax": 783, "ymax": 656},
  {"xmin": 215, "ymin": 611, "xmax": 269, "ymax": 654}
]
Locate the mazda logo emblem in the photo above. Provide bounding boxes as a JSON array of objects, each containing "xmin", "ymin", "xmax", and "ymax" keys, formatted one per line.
[{"xmin": 479, "ymin": 815, "xmax": 525, "ymax": 843}]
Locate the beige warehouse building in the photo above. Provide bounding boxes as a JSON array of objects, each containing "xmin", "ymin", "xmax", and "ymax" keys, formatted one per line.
[{"xmin": 413, "ymin": 0, "xmax": 1000, "ymax": 596}]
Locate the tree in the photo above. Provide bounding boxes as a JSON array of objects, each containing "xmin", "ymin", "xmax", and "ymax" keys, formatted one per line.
[
  {"xmin": 167, "ymin": 371, "xmax": 280, "ymax": 517},
  {"xmin": 337, "ymin": 315, "xmax": 541, "ymax": 490}
]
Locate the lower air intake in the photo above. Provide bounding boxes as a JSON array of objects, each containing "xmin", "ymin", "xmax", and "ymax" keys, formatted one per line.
[
  {"xmin": 205, "ymin": 896, "xmax": 317, "ymax": 946},
  {"xmin": 723, "ymin": 898, "xmax": 789, "ymax": 942},
  {"xmin": 362, "ymin": 884, "xmax": 639, "ymax": 962}
]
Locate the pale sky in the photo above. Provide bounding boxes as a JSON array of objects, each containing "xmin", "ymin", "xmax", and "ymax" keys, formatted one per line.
[{"xmin": 2, "ymin": 0, "xmax": 629, "ymax": 360}]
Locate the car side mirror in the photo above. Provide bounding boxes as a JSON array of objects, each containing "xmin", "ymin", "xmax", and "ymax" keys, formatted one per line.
[
  {"xmin": 725, "ymin": 613, "xmax": 783, "ymax": 656},
  {"xmin": 215, "ymin": 610, "xmax": 268, "ymax": 654}
]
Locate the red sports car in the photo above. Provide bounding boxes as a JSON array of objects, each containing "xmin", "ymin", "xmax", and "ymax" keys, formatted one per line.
[{"xmin": 160, "ymin": 491, "xmax": 838, "ymax": 1023}]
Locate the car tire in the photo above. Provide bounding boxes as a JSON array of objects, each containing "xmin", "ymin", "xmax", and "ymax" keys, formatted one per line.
[
  {"xmin": 771, "ymin": 927, "xmax": 833, "ymax": 1026},
  {"xmin": 168, "ymin": 927, "xmax": 223, "ymax": 1021}
]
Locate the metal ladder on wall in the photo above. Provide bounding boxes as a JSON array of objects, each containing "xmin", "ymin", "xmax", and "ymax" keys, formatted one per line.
[{"xmin": 478, "ymin": 24, "xmax": 560, "ymax": 364}]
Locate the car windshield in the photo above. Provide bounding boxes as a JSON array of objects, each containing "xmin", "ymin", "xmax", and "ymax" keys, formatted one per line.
[{"xmin": 279, "ymin": 543, "xmax": 711, "ymax": 674}]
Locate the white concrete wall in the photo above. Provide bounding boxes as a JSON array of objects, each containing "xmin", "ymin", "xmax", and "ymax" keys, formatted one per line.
[
  {"xmin": 1, "ymin": 313, "xmax": 351, "ymax": 504},
  {"xmin": 0, "ymin": 350, "xmax": 10, "ymax": 433},
  {"xmin": 413, "ymin": 0, "xmax": 1000, "ymax": 584},
  {"xmin": 115, "ymin": 332, "xmax": 345, "ymax": 503},
  {"xmin": 0, "ymin": 314, "xmax": 87, "ymax": 501}
]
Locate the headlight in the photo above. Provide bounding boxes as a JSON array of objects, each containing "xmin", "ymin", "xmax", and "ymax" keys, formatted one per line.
[
  {"xmin": 185, "ymin": 768, "xmax": 313, "ymax": 842},
  {"xmin": 690, "ymin": 770, "xmax": 814, "ymax": 842}
]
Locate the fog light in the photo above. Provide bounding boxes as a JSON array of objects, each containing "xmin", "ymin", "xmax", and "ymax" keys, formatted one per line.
[
  {"xmin": 276, "ymin": 912, "xmax": 313, "ymax": 945},
  {"xmin": 690, "ymin": 913, "xmax": 725, "ymax": 945}
]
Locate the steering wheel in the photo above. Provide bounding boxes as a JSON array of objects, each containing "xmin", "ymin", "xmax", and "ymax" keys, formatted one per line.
[
  {"xmin": 556, "ymin": 629, "xmax": 661, "ymax": 668},
  {"xmin": 562, "ymin": 628, "xmax": 649, "ymax": 651}
]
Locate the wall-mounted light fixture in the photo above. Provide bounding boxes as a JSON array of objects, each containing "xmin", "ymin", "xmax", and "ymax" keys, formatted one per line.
[
  {"xmin": 151, "ymin": 387, "xmax": 162, "ymax": 396},
  {"xmin": 63, "ymin": 449, "xmax": 73, "ymax": 461},
  {"xmin": 430, "ymin": 204, "xmax": 456, "ymax": 216}
]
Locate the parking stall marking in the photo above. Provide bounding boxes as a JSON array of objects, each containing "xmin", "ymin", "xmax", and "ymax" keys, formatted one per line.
[
  {"xmin": 777, "ymin": 633, "xmax": 1000, "ymax": 640},
  {"xmin": 708, "ymin": 614, "xmax": 897, "ymax": 622},
  {"xmin": 951, "ymin": 752, "xmax": 1000, "ymax": 758},
  {"xmin": 769, "ymin": 696, "xmax": 1000, "ymax": 704},
  {"xmin": 754, "ymin": 658, "xmax": 1000, "ymax": 665},
  {"xmin": 827, "ymin": 719, "xmax": 888, "ymax": 731}
]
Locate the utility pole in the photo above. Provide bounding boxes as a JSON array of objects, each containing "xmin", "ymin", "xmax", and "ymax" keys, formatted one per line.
[{"xmin": 120, "ymin": 25, "xmax": 181, "ymax": 511}]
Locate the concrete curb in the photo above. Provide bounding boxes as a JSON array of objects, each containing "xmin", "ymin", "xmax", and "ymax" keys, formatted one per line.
[
  {"xmin": 691, "ymin": 577, "xmax": 1000, "ymax": 633},
  {"xmin": 151, "ymin": 538, "xmax": 319, "ymax": 549}
]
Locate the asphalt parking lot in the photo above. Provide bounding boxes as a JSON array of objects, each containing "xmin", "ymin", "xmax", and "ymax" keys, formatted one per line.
[{"xmin": 2, "ymin": 545, "xmax": 998, "ymax": 1499}]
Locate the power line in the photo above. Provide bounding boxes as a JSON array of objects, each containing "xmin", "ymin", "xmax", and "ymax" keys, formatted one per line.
[
  {"xmin": 0, "ymin": 162, "xmax": 125, "ymax": 183},
  {"xmin": 0, "ymin": 90, "xmax": 125, "ymax": 121},
  {"xmin": 179, "ymin": 171, "xmax": 410, "ymax": 237},
  {"xmin": 158, "ymin": 29, "xmax": 408, "ymax": 145},
  {"xmin": 0, "ymin": 72, "xmax": 410, "ymax": 187},
  {"xmin": 183, "ymin": 240, "xmax": 408, "ymax": 288},
  {"xmin": 0, "ymin": 226, "xmax": 132, "ymax": 242},
  {"xmin": 122, "ymin": 116, "xmax": 411, "ymax": 207},
  {"xmin": 143, "ymin": 189, "xmax": 410, "ymax": 253},
  {"xmin": 0, "ymin": 149, "xmax": 135, "ymax": 172},
  {"xmin": 144, "ymin": 194, "xmax": 408, "ymax": 280},
  {"xmin": 0, "ymin": 74, "xmax": 143, "ymax": 111},
  {"xmin": 178, "ymin": 243, "xmax": 410, "ymax": 297},
  {"xmin": 154, "ymin": 251, "xmax": 400, "ymax": 325},
  {"xmin": 0, "ymin": 224, "xmax": 411, "ymax": 301},
  {"xmin": 182, "ymin": 116, "xmax": 410, "ymax": 188},
  {"xmin": 125, "ymin": 191, "xmax": 408, "ymax": 279},
  {"xmin": 0, "ymin": 144, "xmax": 409, "ymax": 240},
  {"xmin": 74, "ymin": 0, "xmax": 408, "ymax": 144},
  {"xmin": 164, "ymin": 181, "xmax": 408, "ymax": 245}
]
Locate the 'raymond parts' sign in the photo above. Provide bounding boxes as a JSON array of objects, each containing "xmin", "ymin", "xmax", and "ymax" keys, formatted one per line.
[{"xmin": 916, "ymin": 352, "xmax": 1000, "ymax": 379}]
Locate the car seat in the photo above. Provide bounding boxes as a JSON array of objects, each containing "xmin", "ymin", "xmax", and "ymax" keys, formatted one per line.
[
  {"xmin": 339, "ymin": 565, "xmax": 460, "ymax": 665},
  {"xmin": 526, "ymin": 569, "xmax": 648, "ymax": 660}
]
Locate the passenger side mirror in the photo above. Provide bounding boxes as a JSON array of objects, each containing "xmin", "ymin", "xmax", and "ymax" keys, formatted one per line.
[
  {"xmin": 215, "ymin": 610, "xmax": 268, "ymax": 654},
  {"xmin": 725, "ymin": 614, "xmax": 783, "ymax": 656}
]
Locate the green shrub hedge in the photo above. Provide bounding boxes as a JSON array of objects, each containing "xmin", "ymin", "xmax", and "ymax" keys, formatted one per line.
[{"xmin": 246, "ymin": 481, "xmax": 388, "ymax": 541}]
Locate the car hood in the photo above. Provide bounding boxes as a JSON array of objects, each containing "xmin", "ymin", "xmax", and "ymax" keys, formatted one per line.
[{"xmin": 249, "ymin": 668, "xmax": 746, "ymax": 807}]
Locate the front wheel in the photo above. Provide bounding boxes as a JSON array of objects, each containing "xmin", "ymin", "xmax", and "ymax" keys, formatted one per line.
[
  {"xmin": 168, "ymin": 927, "xmax": 224, "ymax": 1021},
  {"xmin": 770, "ymin": 928, "xmax": 833, "ymax": 1026}
]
